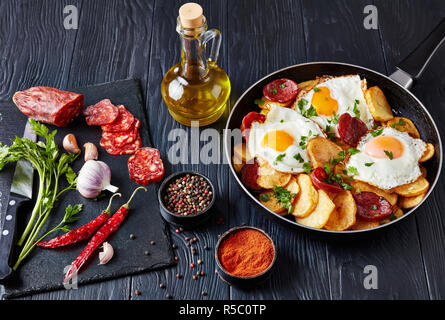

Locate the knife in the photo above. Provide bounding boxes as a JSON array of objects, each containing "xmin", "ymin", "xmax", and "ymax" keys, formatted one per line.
[{"xmin": 0, "ymin": 119, "xmax": 36, "ymax": 281}]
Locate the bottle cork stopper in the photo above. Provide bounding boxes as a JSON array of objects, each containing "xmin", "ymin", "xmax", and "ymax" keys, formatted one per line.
[{"xmin": 179, "ymin": 2, "xmax": 203, "ymax": 29}]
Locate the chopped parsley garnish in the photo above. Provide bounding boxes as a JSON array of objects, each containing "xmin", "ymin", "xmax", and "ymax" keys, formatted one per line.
[
  {"xmin": 254, "ymin": 99, "xmax": 265, "ymax": 105},
  {"xmin": 299, "ymin": 130, "xmax": 313, "ymax": 150},
  {"xmin": 293, "ymin": 153, "xmax": 304, "ymax": 163},
  {"xmin": 391, "ymin": 118, "xmax": 406, "ymax": 128},
  {"xmin": 353, "ymin": 99, "xmax": 361, "ymax": 118},
  {"xmin": 275, "ymin": 153, "xmax": 286, "ymax": 162},
  {"xmin": 384, "ymin": 150, "xmax": 394, "ymax": 160},
  {"xmin": 280, "ymin": 119, "xmax": 284, "ymax": 123},
  {"xmin": 313, "ymin": 86, "xmax": 320, "ymax": 92},
  {"xmin": 323, "ymin": 164, "xmax": 332, "ymax": 175},
  {"xmin": 347, "ymin": 148, "xmax": 360, "ymax": 156},
  {"xmin": 371, "ymin": 127, "xmax": 384, "ymax": 137},
  {"xmin": 272, "ymin": 186, "xmax": 296, "ymax": 213},
  {"xmin": 298, "ymin": 99, "xmax": 318, "ymax": 118},
  {"xmin": 347, "ymin": 166, "xmax": 358, "ymax": 176},
  {"xmin": 325, "ymin": 125, "xmax": 336, "ymax": 141},
  {"xmin": 303, "ymin": 162, "xmax": 312, "ymax": 173},
  {"xmin": 327, "ymin": 112, "xmax": 339, "ymax": 125},
  {"xmin": 365, "ymin": 162, "xmax": 374, "ymax": 167},
  {"xmin": 371, "ymin": 205, "xmax": 377, "ymax": 210},
  {"xmin": 280, "ymin": 83, "xmax": 287, "ymax": 89},
  {"xmin": 272, "ymin": 88, "xmax": 278, "ymax": 95},
  {"xmin": 260, "ymin": 193, "xmax": 271, "ymax": 202},
  {"xmin": 330, "ymin": 150, "xmax": 346, "ymax": 166},
  {"xmin": 356, "ymin": 187, "xmax": 361, "ymax": 194}
]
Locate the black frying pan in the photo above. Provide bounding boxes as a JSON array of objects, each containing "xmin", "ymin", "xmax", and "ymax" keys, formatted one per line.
[{"xmin": 224, "ymin": 18, "xmax": 445, "ymax": 235}]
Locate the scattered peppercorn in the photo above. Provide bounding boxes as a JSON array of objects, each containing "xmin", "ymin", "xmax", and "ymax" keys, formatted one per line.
[
  {"xmin": 190, "ymin": 263, "xmax": 195, "ymax": 268},
  {"xmin": 197, "ymin": 259, "xmax": 203, "ymax": 265},
  {"xmin": 166, "ymin": 293, "xmax": 172, "ymax": 299},
  {"xmin": 174, "ymin": 256, "xmax": 179, "ymax": 261},
  {"xmin": 191, "ymin": 248, "xmax": 197, "ymax": 255},
  {"xmin": 200, "ymin": 271, "xmax": 205, "ymax": 276},
  {"xmin": 150, "ymin": 241, "xmax": 156, "ymax": 245},
  {"xmin": 144, "ymin": 251, "xmax": 150, "ymax": 255},
  {"xmin": 129, "ymin": 234, "xmax": 135, "ymax": 239},
  {"xmin": 192, "ymin": 237, "xmax": 198, "ymax": 243},
  {"xmin": 203, "ymin": 245, "xmax": 209, "ymax": 250},
  {"xmin": 172, "ymin": 243, "xmax": 177, "ymax": 249},
  {"xmin": 185, "ymin": 237, "xmax": 190, "ymax": 241},
  {"xmin": 176, "ymin": 273, "xmax": 182, "ymax": 279},
  {"xmin": 135, "ymin": 290, "xmax": 141, "ymax": 295},
  {"xmin": 160, "ymin": 283, "xmax": 166, "ymax": 289},
  {"xmin": 192, "ymin": 275, "xmax": 198, "ymax": 280},
  {"xmin": 163, "ymin": 174, "xmax": 213, "ymax": 216},
  {"xmin": 202, "ymin": 291, "xmax": 207, "ymax": 296}
]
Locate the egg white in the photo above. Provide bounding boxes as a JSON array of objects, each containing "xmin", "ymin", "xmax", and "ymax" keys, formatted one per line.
[
  {"xmin": 346, "ymin": 127, "xmax": 426, "ymax": 190},
  {"xmin": 296, "ymin": 75, "xmax": 374, "ymax": 136},
  {"xmin": 248, "ymin": 106, "xmax": 325, "ymax": 173}
]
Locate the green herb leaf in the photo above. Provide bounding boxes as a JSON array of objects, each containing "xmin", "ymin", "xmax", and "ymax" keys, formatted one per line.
[
  {"xmin": 260, "ymin": 193, "xmax": 271, "ymax": 202},
  {"xmin": 347, "ymin": 166, "xmax": 358, "ymax": 176},
  {"xmin": 272, "ymin": 88, "xmax": 278, "ymax": 95},
  {"xmin": 313, "ymin": 86, "xmax": 320, "ymax": 92},
  {"xmin": 293, "ymin": 153, "xmax": 304, "ymax": 163},
  {"xmin": 371, "ymin": 205, "xmax": 377, "ymax": 210},
  {"xmin": 365, "ymin": 162, "xmax": 374, "ymax": 167},
  {"xmin": 272, "ymin": 186, "xmax": 296, "ymax": 213},
  {"xmin": 347, "ymin": 148, "xmax": 360, "ymax": 156},
  {"xmin": 371, "ymin": 127, "xmax": 384, "ymax": 137},
  {"xmin": 303, "ymin": 162, "xmax": 312, "ymax": 173},
  {"xmin": 353, "ymin": 100, "xmax": 361, "ymax": 118},
  {"xmin": 384, "ymin": 150, "xmax": 394, "ymax": 160},
  {"xmin": 254, "ymin": 99, "xmax": 265, "ymax": 106},
  {"xmin": 275, "ymin": 153, "xmax": 286, "ymax": 162},
  {"xmin": 280, "ymin": 83, "xmax": 287, "ymax": 89},
  {"xmin": 391, "ymin": 118, "xmax": 406, "ymax": 128}
]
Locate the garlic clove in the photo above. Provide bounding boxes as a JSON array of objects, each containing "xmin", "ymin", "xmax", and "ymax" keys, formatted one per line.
[
  {"xmin": 83, "ymin": 142, "xmax": 99, "ymax": 162},
  {"xmin": 63, "ymin": 133, "xmax": 81, "ymax": 154},
  {"xmin": 98, "ymin": 242, "xmax": 114, "ymax": 265},
  {"xmin": 77, "ymin": 160, "xmax": 119, "ymax": 198}
]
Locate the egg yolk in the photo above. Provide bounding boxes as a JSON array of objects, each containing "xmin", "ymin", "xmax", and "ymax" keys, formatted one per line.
[
  {"xmin": 365, "ymin": 136, "xmax": 404, "ymax": 159},
  {"xmin": 311, "ymin": 87, "xmax": 339, "ymax": 116},
  {"xmin": 261, "ymin": 130, "xmax": 294, "ymax": 152}
]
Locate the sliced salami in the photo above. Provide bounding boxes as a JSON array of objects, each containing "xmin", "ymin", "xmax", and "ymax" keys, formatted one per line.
[
  {"xmin": 128, "ymin": 147, "xmax": 165, "ymax": 185},
  {"xmin": 100, "ymin": 135, "xmax": 142, "ymax": 156},
  {"xmin": 13, "ymin": 86, "xmax": 84, "ymax": 127},
  {"xmin": 101, "ymin": 119, "xmax": 140, "ymax": 148},
  {"xmin": 83, "ymin": 99, "xmax": 119, "ymax": 126},
  {"xmin": 101, "ymin": 105, "xmax": 135, "ymax": 132},
  {"xmin": 263, "ymin": 78, "xmax": 299, "ymax": 103}
]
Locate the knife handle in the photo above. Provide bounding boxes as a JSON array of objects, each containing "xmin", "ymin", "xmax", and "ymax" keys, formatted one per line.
[{"xmin": 0, "ymin": 194, "xmax": 30, "ymax": 281}]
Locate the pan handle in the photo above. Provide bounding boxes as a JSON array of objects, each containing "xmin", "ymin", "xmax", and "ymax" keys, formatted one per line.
[{"xmin": 390, "ymin": 18, "xmax": 445, "ymax": 89}]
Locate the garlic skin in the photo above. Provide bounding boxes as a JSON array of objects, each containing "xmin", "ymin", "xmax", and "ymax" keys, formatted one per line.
[
  {"xmin": 83, "ymin": 142, "xmax": 98, "ymax": 162},
  {"xmin": 77, "ymin": 160, "xmax": 119, "ymax": 198},
  {"xmin": 63, "ymin": 134, "xmax": 80, "ymax": 154},
  {"xmin": 98, "ymin": 242, "xmax": 114, "ymax": 265}
]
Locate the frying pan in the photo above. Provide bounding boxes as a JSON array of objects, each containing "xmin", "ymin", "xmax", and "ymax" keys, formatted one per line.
[{"xmin": 224, "ymin": 18, "xmax": 445, "ymax": 235}]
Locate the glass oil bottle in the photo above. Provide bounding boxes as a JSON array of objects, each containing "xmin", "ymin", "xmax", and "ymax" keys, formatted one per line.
[{"xmin": 161, "ymin": 3, "xmax": 231, "ymax": 127}]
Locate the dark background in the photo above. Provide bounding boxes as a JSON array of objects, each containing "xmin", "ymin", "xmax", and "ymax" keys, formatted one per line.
[{"xmin": 1, "ymin": 0, "xmax": 445, "ymax": 300}]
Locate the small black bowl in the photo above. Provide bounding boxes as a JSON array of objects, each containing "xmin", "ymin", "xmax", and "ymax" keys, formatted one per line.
[
  {"xmin": 215, "ymin": 226, "xmax": 277, "ymax": 287},
  {"xmin": 158, "ymin": 171, "xmax": 216, "ymax": 228}
]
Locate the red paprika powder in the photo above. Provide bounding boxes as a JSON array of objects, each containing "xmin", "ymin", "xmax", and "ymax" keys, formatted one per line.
[{"xmin": 217, "ymin": 228, "xmax": 275, "ymax": 277}]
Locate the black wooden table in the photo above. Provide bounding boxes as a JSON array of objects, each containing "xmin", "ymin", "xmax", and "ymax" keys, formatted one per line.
[{"xmin": 1, "ymin": 0, "xmax": 445, "ymax": 300}]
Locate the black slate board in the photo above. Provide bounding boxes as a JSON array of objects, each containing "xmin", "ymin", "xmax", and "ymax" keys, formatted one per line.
[{"xmin": 0, "ymin": 79, "xmax": 174, "ymax": 298}]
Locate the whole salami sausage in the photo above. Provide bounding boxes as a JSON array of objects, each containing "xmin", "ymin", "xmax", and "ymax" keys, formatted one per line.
[{"xmin": 13, "ymin": 86, "xmax": 84, "ymax": 127}]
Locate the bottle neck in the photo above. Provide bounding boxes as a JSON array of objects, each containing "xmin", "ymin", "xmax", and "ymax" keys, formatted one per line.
[{"xmin": 177, "ymin": 16, "xmax": 209, "ymax": 80}]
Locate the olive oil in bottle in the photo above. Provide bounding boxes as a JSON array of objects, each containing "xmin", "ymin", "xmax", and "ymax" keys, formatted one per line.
[{"xmin": 161, "ymin": 3, "xmax": 231, "ymax": 127}]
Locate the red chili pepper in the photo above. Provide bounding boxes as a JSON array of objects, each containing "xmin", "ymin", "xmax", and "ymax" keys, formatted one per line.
[
  {"xmin": 37, "ymin": 193, "xmax": 122, "ymax": 248},
  {"xmin": 63, "ymin": 187, "xmax": 147, "ymax": 283}
]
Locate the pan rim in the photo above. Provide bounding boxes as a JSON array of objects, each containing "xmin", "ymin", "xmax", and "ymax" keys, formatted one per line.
[{"xmin": 224, "ymin": 61, "xmax": 443, "ymax": 234}]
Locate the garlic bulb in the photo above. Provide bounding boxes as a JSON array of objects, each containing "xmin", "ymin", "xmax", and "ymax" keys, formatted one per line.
[
  {"xmin": 98, "ymin": 242, "xmax": 114, "ymax": 265},
  {"xmin": 77, "ymin": 160, "xmax": 119, "ymax": 198}
]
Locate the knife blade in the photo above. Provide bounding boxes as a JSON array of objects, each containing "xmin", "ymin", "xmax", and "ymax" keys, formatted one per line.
[{"xmin": 0, "ymin": 119, "xmax": 36, "ymax": 281}]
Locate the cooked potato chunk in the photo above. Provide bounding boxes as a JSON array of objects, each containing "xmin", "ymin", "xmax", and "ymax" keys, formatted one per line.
[
  {"xmin": 364, "ymin": 86, "xmax": 394, "ymax": 121},
  {"xmin": 420, "ymin": 143, "xmax": 435, "ymax": 162},
  {"xmin": 259, "ymin": 177, "xmax": 300, "ymax": 216},
  {"xmin": 260, "ymin": 96, "xmax": 292, "ymax": 109},
  {"xmin": 256, "ymin": 157, "xmax": 291, "ymax": 189},
  {"xmin": 307, "ymin": 137, "xmax": 343, "ymax": 169},
  {"xmin": 232, "ymin": 155, "xmax": 244, "ymax": 173},
  {"xmin": 385, "ymin": 117, "xmax": 420, "ymax": 139},
  {"xmin": 393, "ymin": 176, "xmax": 429, "ymax": 197},
  {"xmin": 351, "ymin": 218, "xmax": 379, "ymax": 230},
  {"xmin": 379, "ymin": 206, "xmax": 404, "ymax": 225},
  {"xmin": 398, "ymin": 192, "xmax": 427, "ymax": 209},
  {"xmin": 291, "ymin": 174, "xmax": 318, "ymax": 218},
  {"xmin": 324, "ymin": 191, "xmax": 357, "ymax": 231},
  {"xmin": 296, "ymin": 190, "xmax": 335, "ymax": 229},
  {"xmin": 351, "ymin": 180, "xmax": 398, "ymax": 206},
  {"xmin": 233, "ymin": 142, "xmax": 253, "ymax": 164}
]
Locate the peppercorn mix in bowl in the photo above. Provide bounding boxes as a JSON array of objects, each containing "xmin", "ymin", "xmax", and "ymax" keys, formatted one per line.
[
  {"xmin": 158, "ymin": 171, "xmax": 216, "ymax": 228},
  {"xmin": 215, "ymin": 226, "xmax": 276, "ymax": 287}
]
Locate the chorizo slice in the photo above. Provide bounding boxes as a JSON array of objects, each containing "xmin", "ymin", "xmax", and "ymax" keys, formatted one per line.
[
  {"xmin": 101, "ymin": 105, "xmax": 135, "ymax": 132},
  {"xmin": 83, "ymin": 99, "xmax": 119, "ymax": 126},
  {"xmin": 128, "ymin": 147, "xmax": 165, "ymax": 185}
]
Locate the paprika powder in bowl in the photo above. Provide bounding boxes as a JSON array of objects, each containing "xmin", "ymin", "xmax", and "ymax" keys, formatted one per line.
[{"xmin": 215, "ymin": 226, "xmax": 276, "ymax": 287}]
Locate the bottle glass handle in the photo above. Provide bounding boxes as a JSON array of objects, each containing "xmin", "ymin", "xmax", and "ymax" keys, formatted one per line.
[{"xmin": 201, "ymin": 28, "xmax": 222, "ymax": 64}]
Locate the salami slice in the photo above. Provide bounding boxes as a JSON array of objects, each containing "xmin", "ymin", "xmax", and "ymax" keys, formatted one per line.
[
  {"xmin": 263, "ymin": 79, "xmax": 299, "ymax": 103},
  {"xmin": 101, "ymin": 105, "xmax": 135, "ymax": 132},
  {"xmin": 128, "ymin": 147, "xmax": 165, "ymax": 185},
  {"xmin": 354, "ymin": 191, "xmax": 393, "ymax": 222},
  {"xmin": 13, "ymin": 86, "xmax": 84, "ymax": 127},
  {"xmin": 100, "ymin": 134, "xmax": 142, "ymax": 155},
  {"xmin": 83, "ymin": 99, "xmax": 119, "ymax": 126},
  {"xmin": 338, "ymin": 113, "xmax": 368, "ymax": 146},
  {"xmin": 101, "ymin": 119, "xmax": 140, "ymax": 148}
]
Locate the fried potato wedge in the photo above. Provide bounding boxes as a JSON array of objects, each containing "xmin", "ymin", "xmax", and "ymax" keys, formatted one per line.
[
  {"xmin": 324, "ymin": 191, "xmax": 357, "ymax": 231},
  {"xmin": 232, "ymin": 155, "xmax": 244, "ymax": 173},
  {"xmin": 420, "ymin": 143, "xmax": 435, "ymax": 162},
  {"xmin": 298, "ymin": 79, "xmax": 319, "ymax": 92},
  {"xmin": 259, "ymin": 108, "xmax": 269, "ymax": 116},
  {"xmin": 291, "ymin": 174, "xmax": 318, "ymax": 218},
  {"xmin": 364, "ymin": 86, "xmax": 394, "ymax": 121},
  {"xmin": 420, "ymin": 166, "xmax": 427, "ymax": 177},
  {"xmin": 393, "ymin": 176, "xmax": 429, "ymax": 197},
  {"xmin": 296, "ymin": 190, "xmax": 335, "ymax": 229},
  {"xmin": 351, "ymin": 218, "xmax": 379, "ymax": 230},
  {"xmin": 233, "ymin": 142, "xmax": 253, "ymax": 164},
  {"xmin": 307, "ymin": 136, "xmax": 343, "ymax": 169},
  {"xmin": 385, "ymin": 116, "xmax": 420, "ymax": 139},
  {"xmin": 379, "ymin": 206, "xmax": 404, "ymax": 225},
  {"xmin": 260, "ymin": 96, "xmax": 292, "ymax": 110},
  {"xmin": 256, "ymin": 158, "xmax": 292, "ymax": 189},
  {"xmin": 259, "ymin": 190, "xmax": 287, "ymax": 215},
  {"xmin": 259, "ymin": 177, "xmax": 300, "ymax": 216},
  {"xmin": 351, "ymin": 180, "xmax": 398, "ymax": 206},
  {"xmin": 398, "ymin": 191, "xmax": 427, "ymax": 209}
]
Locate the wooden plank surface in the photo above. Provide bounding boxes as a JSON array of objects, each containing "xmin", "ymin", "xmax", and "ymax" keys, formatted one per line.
[
  {"xmin": 376, "ymin": 0, "xmax": 445, "ymax": 299},
  {"xmin": 2, "ymin": 0, "xmax": 445, "ymax": 300}
]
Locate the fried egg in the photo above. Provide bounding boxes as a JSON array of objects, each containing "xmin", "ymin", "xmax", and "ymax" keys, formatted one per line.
[
  {"xmin": 248, "ymin": 105, "xmax": 325, "ymax": 173},
  {"xmin": 346, "ymin": 127, "xmax": 426, "ymax": 190},
  {"xmin": 296, "ymin": 75, "xmax": 374, "ymax": 136}
]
